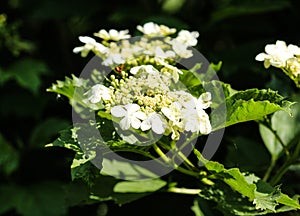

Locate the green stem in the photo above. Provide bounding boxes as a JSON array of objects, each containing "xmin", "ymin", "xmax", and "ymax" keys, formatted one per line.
[
  {"xmin": 269, "ymin": 161, "xmax": 292, "ymax": 186},
  {"xmin": 153, "ymin": 143, "xmax": 200, "ymax": 178},
  {"xmin": 158, "ymin": 139, "xmax": 197, "ymax": 171},
  {"xmin": 174, "ymin": 164, "xmax": 200, "ymax": 177},
  {"xmin": 269, "ymin": 140, "xmax": 300, "ymax": 186},
  {"xmin": 177, "ymin": 151, "xmax": 196, "ymax": 169},
  {"xmin": 153, "ymin": 143, "xmax": 171, "ymax": 163},
  {"xmin": 167, "ymin": 187, "xmax": 201, "ymax": 195},
  {"xmin": 263, "ymin": 157, "xmax": 277, "ymax": 182}
]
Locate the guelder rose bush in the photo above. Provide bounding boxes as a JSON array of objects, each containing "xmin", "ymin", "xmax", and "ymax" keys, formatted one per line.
[{"xmin": 48, "ymin": 22, "xmax": 300, "ymax": 215}]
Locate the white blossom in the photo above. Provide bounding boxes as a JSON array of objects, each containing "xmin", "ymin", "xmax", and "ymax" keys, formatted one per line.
[
  {"xmin": 287, "ymin": 44, "xmax": 300, "ymax": 56},
  {"xmin": 140, "ymin": 112, "xmax": 166, "ymax": 134},
  {"xmin": 182, "ymin": 107, "xmax": 211, "ymax": 134},
  {"xmin": 169, "ymin": 39, "xmax": 193, "ymax": 58},
  {"xmin": 84, "ymin": 84, "xmax": 111, "ymax": 104},
  {"xmin": 137, "ymin": 22, "xmax": 176, "ymax": 37},
  {"xmin": 255, "ymin": 40, "xmax": 295, "ymax": 68},
  {"xmin": 102, "ymin": 53, "xmax": 125, "ymax": 66},
  {"xmin": 195, "ymin": 92, "xmax": 212, "ymax": 109},
  {"xmin": 111, "ymin": 104, "xmax": 147, "ymax": 130},
  {"xmin": 161, "ymin": 102, "xmax": 184, "ymax": 129},
  {"xmin": 175, "ymin": 30, "xmax": 199, "ymax": 47},
  {"xmin": 155, "ymin": 58, "xmax": 183, "ymax": 82},
  {"xmin": 159, "ymin": 24, "xmax": 176, "ymax": 36},
  {"xmin": 155, "ymin": 47, "xmax": 176, "ymax": 59},
  {"xmin": 137, "ymin": 22, "xmax": 161, "ymax": 36},
  {"xmin": 73, "ymin": 36, "xmax": 107, "ymax": 57},
  {"xmin": 172, "ymin": 90, "xmax": 195, "ymax": 109},
  {"xmin": 130, "ymin": 65, "xmax": 159, "ymax": 75},
  {"xmin": 94, "ymin": 29, "xmax": 131, "ymax": 41},
  {"xmin": 287, "ymin": 58, "xmax": 300, "ymax": 76}
]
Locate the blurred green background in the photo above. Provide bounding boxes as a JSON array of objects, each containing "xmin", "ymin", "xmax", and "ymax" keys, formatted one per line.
[{"xmin": 1, "ymin": 0, "xmax": 300, "ymax": 215}]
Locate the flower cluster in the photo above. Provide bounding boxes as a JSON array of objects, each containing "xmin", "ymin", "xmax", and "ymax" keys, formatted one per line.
[
  {"xmin": 73, "ymin": 22, "xmax": 199, "ymax": 67},
  {"xmin": 75, "ymin": 22, "xmax": 211, "ymax": 141},
  {"xmin": 255, "ymin": 40, "xmax": 300, "ymax": 80}
]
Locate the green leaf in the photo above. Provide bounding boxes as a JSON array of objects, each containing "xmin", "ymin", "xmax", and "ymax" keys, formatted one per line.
[
  {"xmin": 29, "ymin": 118, "xmax": 69, "ymax": 148},
  {"xmin": 253, "ymin": 187, "xmax": 281, "ymax": 212},
  {"xmin": 259, "ymin": 95, "xmax": 300, "ymax": 159},
  {"xmin": 48, "ymin": 128, "xmax": 81, "ymax": 152},
  {"xmin": 6, "ymin": 58, "xmax": 49, "ymax": 94},
  {"xmin": 224, "ymin": 136, "xmax": 269, "ymax": 172},
  {"xmin": 47, "ymin": 75, "xmax": 90, "ymax": 114},
  {"xmin": 202, "ymin": 80, "xmax": 236, "ymax": 109},
  {"xmin": 210, "ymin": 0, "xmax": 290, "ymax": 25},
  {"xmin": 91, "ymin": 175, "xmax": 150, "ymax": 205},
  {"xmin": 212, "ymin": 89, "xmax": 294, "ymax": 130},
  {"xmin": 101, "ymin": 158, "xmax": 160, "ymax": 180},
  {"xmin": 180, "ymin": 62, "xmax": 222, "ymax": 92},
  {"xmin": 0, "ymin": 182, "xmax": 67, "ymax": 216},
  {"xmin": 113, "ymin": 179, "xmax": 166, "ymax": 193},
  {"xmin": 64, "ymin": 181, "xmax": 90, "ymax": 206},
  {"xmin": 0, "ymin": 134, "xmax": 19, "ymax": 176},
  {"xmin": 205, "ymin": 161, "xmax": 256, "ymax": 199},
  {"xmin": 277, "ymin": 194, "xmax": 300, "ymax": 210},
  {"xmin": 198, "ymin": 181, "xmax": 259, "ymax": 215},
  {"xmin": 197, "ymin": 153, "xmax": 300, "ymax": 212},
  {"xmin": 0, "ymin": 67, "xmax": 12, "ymax": 85},
  {"xmin": 161, "ymin": 0, "xmax": 186, "ymax": 14},
  {"xmin": 48, "ymin": 127, "xmax": 102, "ymax": 185}
]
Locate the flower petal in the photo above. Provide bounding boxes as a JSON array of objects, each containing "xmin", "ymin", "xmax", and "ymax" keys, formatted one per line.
[
  {"xmin": 79, "ymin": 36, "xmax": 96, "ymax": 44},
  {"xmin": 111, "ymin": 106, "xmax": 126, "ymax": 117},
  {"xmin": 255, "ymin": 53, "xmax": 268, "ymax": 61},
  {"xmin": 131, "ymin": 118, "xmax": 141, "ymax": 129},
  {"xmin": 120, "ymin": 117, "xmax": 131, "ymax": 130}
]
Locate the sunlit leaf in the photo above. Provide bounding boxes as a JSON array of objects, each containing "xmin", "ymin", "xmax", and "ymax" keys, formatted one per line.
[
  {"xmin": 212, "ymin": 89, "xmax": 294, "ymax": 130},
  {"xmin": 113, "ymin": 179, "xmax": 166, "ymax": 193}
]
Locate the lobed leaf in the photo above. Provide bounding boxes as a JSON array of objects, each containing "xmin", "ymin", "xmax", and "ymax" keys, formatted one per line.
[{"xmin": 212, "ymin": 88, "xmax": 294, "ymax": 130}]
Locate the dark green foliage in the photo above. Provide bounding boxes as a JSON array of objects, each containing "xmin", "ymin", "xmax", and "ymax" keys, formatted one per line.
[{"xmin": 1, "ymin": 0, "xmax": 300, "ymax": 215}]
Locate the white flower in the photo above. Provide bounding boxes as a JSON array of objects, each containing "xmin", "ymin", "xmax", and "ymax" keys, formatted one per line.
[
  {"xmin": 130, "ymin": 65, "xmax": 159, "ymax": 75},
  {"xmin": 182, "ymin": 107, "xmax": 211, "ymax": 134},
  {"xmin": 155, "ymin": 58, "xmax": 183, "ymax": 82},
  {"xmin": 287, "ymin": 57, "xmax": 300, "ymax": 76},
  {"xmin": 102, "ymin": 53, "xmax": 125, "ymax": 66},
  {"xmin": 140, "ymin": 112, "xmax": 166, "ymax": 134},
  {"xmin": 137, "ymin": 22, "xmax": 176, "ymax": 37},
  {"xmin": 85, "ymin": 84, "xmax": 111, "ymax": 104},
  {"xmin": 94, "ymin": 29, "xmax": 131, "ymax": 41},
  {"xmin": 161, "ymin": 102, "xmax": 183, "ymax": 129},
  {"xmin": 288, "ymin": 44, "xmax": 300, "ymax": 56},
  {"xmin": 159, "ymin": 24, "xmax": 176, "ymax": 36},
  {"xmin": 73, "ymin": 36, "xmax": 107, "ymax": 57},
  {"xmin": 172, "ymin": 90, "xmax": 195, "ymax": 108},
  {"xmin": 111, "ymin": 104, "xmax": 147, "ymax": 130},
  {"xmin": 155, "ymin": 47, "xmax": 176, "ymax": 59},
  {"xmin": 255, "ymin": 40, "xmax": 294, "ymax": 68},
  {"xmin": 169, "ymin": 39, "xmax": 193, "ymax": 58},
  {"xmin": 175, "ymin": 30, "xmax": 199, "ymax": 47},
  {"xmin": 195, "ymin": 92, "xmax": 212, "ymax": 109},
  {"xmin": 137, "ymin": 22, "xmax": 161, "ymax": 36}
]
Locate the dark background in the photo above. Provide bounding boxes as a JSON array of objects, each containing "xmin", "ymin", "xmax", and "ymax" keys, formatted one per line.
[{"xmin": 0, "ymin": 0, "xmax": 300, "ymax": 215}]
